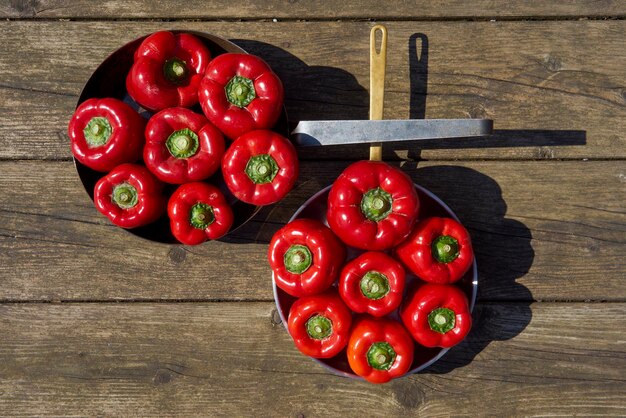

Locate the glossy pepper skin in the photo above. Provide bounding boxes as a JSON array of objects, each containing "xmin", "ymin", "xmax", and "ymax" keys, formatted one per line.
[
  {"xmin": 347, "ymin": 316, "xmax": 414, "ymax": 384},
  {"xmin": 269, "ymin": 219, "xmax": 346, "ymax": 298},
  {"xmin": 199, "ymin": 53, "xmax": 284, "ymax": 139},
  {"xmin": 94, "ymin": 163, "xmax": 166, "ymax": 228},
  {"xmin": 126, "ymin": 31, "xmax": 211, "ymax": 112},
  {"xmin": 327, "ymin": 160, "xmax": 419, "ymax": 251},
  {"xmin": 400, "ymin": 282, "xmax": 472, "ymax": 348},
  {"xmin": 222, "ymin": 130, "xmax": 298, "ymax": 205},
  {"xmin": 143, "ymin": 107, "xmax": 225, "ymax": 184},
  {"xmin": 339, "ymin": 252, "xmax": 405, "ymax": 317},
  {"xmin": 287, "ymin": 291, "xmax": 352, "ymax": 359},
  {"xmin": 395, "ymin": 217, "xmax": 473, "ymax": 284},
  {"xmin": 68, "ymin": 98, "xmax": 146, "ymax": 172},
  {"xmin": 168, "ymin": 182, "xmax": 234, "ymax": 245}
]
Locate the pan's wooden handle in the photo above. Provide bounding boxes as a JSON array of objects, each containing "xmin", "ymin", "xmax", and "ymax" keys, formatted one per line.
[{"xmin": 369, "ymin": 24, "xmax": 387, "ymax": 161}]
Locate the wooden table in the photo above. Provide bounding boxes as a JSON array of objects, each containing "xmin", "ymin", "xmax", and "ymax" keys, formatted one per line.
[{"xmin": 1, "ymin": 2, "xmax": 625, "ymax": 416}]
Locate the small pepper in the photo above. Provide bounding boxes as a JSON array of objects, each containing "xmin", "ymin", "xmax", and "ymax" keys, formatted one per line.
[
  {"xmin": 126, "ymin": 31, "xmax": 211, "ymax": 111},
  {"xmin": 221, "ymin": 130, "xmax": 298, "ymax": 206},
  {"xmin": 168, "ymin": 182, "xmax": 234, "ymax": 245},
  {"xmin": 68, "ymin": 98, "xmax": 146, "ymax": 172},
  {"xmin": 287, "ymin": 291, "xmax": 353, "ymax": 359},
  {"xmin": 327, "ymin": 160, "xmax": 419, "ymax": 251},
  {"xmin": 269, "ymin": 219, "xmax": 346, "ymax": 297},
  {"xmin": 347, "ymin": 316, "xmax": 414, "ymax": 384},
  {"xmin": 400, "ymin": 282, "xmax": 472, "ymax": 348},
  {"xmin": 143, "ymin": 107, "xmax": 225, "ymax": 184},
  {"xmin": 339, "ymin": 251, "xmax": 405, "ymax": 317},
  {"xmin": 199, "ymin": 53, "xmax": 284, "ymax": 139},
  {"xmin": 395, "ymin": 217, "xmax": 474, "ymax": 284},
  {"xmin": 94, "ymin": 163, "xmax": 166, "ymax": 229}
]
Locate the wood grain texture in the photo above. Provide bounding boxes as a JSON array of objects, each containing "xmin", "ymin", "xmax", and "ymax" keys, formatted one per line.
[
  {"xmin": 1, "ymin": 0, "xmax": 625, "ymax": 19},
  {"xmin": 0, "ymin": 302, "xmax": 623, "ymax": 416},
  {"xmin": 0, "ymin": 21, "xmax": 624, "ymax": 160},
  {"xmin": 1, "ymin": 160, "xmax": 624, "ymax": 302}
]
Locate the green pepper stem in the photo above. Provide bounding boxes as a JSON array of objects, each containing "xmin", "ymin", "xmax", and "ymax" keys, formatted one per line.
[
  {"xmin": 431, "ymin": 235, "xmax": 460, "ymax": 263},
  {"xmin": 360, "ymin": 187, "xmax": 393, "ymax": 222},
  {"xmin": 428, "ymin": 307, "xmax": 456, "ymax": 334},
  {"xmin": 366, "ymin": 342, "xmax": 397, "ymax": 371},
  {"xmin": 166, "ymin": 128, "xmax": 199, "ymax": 159},
  {"xmin": 111, "ymin": 183, "xmax": 139, "ymax": 209},
  {"xmin": 284, "ymin": 244, "xmax": 313, "ymax": 274},
  {"xmin": 305, "ymin": 315, "xmax": 332, "ymax": 340},
  {"xmin": 245, "ymin": 154, "xmax": 279, "ymax": 184},
  {"xmin": 163, "ymin": 57, "xmax": 188, "ymax": 84},
  {"xmin": 190, "ymin": 203, "xmax": 215, "ymax": 229},
  {"xmin": 359, "ymin": 271, "xmax": 390, "ymax": 300},
  {"xmin": 225, "ymin": 75, "xmax": 256, "ymax": 108},
  {"xmin": 83, "ymin": 116, "xmax": 112, "ymax": 148}
]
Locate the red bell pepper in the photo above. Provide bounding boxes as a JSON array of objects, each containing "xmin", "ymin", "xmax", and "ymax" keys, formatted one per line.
[
  {"xmin": 339, "ymin": 252, "xmax": 405, "ymax": 317},
  {"xmin": 143, "ymin": 107, "xmax": 225, "ymax": 184},
  {"xmin": 269, "ymin": 219, "xmax": 346, "ymax": 297},
  {"xmin": 400, "ymin": 282, "xmax": 472, "ymax": 348},
  {"xmin": 222, "ymin": 130, "xmax": 298, "ymax": 205},
  {"xmin": 287, "ymin": 291, "xmax": 352, "ymax": 359},
  {"xmin": 168, "ymin": 182, "xmax": 234, "ymax": 245},
  {"xmin": 94, "ymin": 163, "xmax": 166, "ymax": 229},
  {"xmin": 199, "ymin": 53, "xmax": 284, "ymax": 139},
  {"xmin": 347, "ymin": 316, "xmax": 414, "ymax": 384},
  {"xmin": 327, "ymin": 160, "xmax": 419, "ymax": 251},
  {"xmin": 395, "ymin": 217, "xmax": 474, "ymax": 284},
  {"xmin": 68, "ymin": 98, "xmax": 145, "ymax": 172},
  {"xmin": 126, "ymin": 31, "xmax": 211, "ymax": 111}
]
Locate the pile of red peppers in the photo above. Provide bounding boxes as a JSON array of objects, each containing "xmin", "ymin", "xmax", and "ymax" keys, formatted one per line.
[
  {"xmin": 269, "ymin": 160, "xmax": 475, "ymax": 384},
  {"xmin": 69, "ymin": 31, "xmax": 298, "ymax": 245}
]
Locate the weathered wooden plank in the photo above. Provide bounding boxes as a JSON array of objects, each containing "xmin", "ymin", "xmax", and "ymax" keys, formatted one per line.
[
  {"xmin": 2, "ymin": 0, "xmax": 625, "ymax": 19},
  {"xmin": 0, "ymin": 160, "xmax": 624, "ymax": 302},
  {"xmin": 0, "ymin": 302, "xmax": 623, "ymax": 416},
  {"xmin": 0, "ymin": 21, "xmax": 624, "ymax": 160}
]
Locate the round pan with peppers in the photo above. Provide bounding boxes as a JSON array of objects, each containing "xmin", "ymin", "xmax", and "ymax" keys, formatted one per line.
[
  {"xmin": 70, "ymin": 30, "xmax": 295, "ymax": 244},
  {"xmin": 271, "ymin": 160, "xmax": 476, "ymax": 383}
]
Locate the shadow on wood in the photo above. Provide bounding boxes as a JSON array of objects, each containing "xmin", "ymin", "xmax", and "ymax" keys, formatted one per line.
[{"xmin": 405, "ymin": 164, "xmax": 534, "ymax": 373}]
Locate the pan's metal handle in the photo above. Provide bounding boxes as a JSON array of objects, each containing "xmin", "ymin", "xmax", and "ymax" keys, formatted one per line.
[{"xmin": 369, "ymin": 24, "xmax": 387, "ymax": 161}]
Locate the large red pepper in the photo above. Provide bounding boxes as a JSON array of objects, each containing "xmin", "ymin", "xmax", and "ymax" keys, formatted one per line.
[
  {"xmin": 287, "ymin": 291, "xmax": 352, "ymax": 359},
  {"xmin": 68, "ymin": 98, "xmax": 146, "ymax": 172},
  {"xmin": 339, "ymin": 252, "xmax": 405, "ymax": 317},
  {"xmin": 222, "ymin": 130, "xmax": 298, "ymax": 205},
  {"xmin": 400, "ymin": 282, "xmax": 472, "ymax": 348},
  {"xmin": 143, "ymin": 107, "xmax": 225, "ymax": 184},
  {"xmin": 126, "ymin": 31, "xmax": 211, "ymax": 112},
  {"xmin": 269, "ymin": 219, "xmax": 346, "ymax": 297},
  {"xmin": 395, "ymin": 217, "xmax": 474, "ymax": 284},
  {"xmin": 199, "ymin": 53, "xmax": 284, "ymax": 139},
  {"xmin": 327, "ymin": 160, "xmax": 419, "ymax": 251},
  {"xmin": 168, "ymin": 182, "xmax": 234, "ymax": 245},
  {"xmin": 347, "ymin": 316, "xmax": 414, "ymax": 384},
  {"xmin": 94, "ymin": 163, "xmax": 166, "ymax": 229}
]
